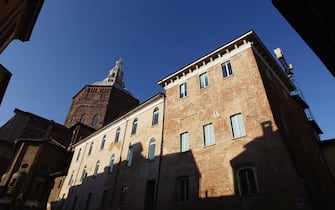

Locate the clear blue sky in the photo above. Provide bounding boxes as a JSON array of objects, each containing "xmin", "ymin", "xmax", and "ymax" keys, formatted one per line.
[{"xmin": 0, "ymin": 0, "xmax": 334, "ymax": 140}]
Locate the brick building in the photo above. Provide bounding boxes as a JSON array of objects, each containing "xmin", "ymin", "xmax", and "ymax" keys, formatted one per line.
[
  {"xmin": 50, "ymin": 30, "xmax": 335, "ymax": 210},
  {"xmin": 0, "ymin": 60, "xmax": 139, "ymax": 210},
  {"xmin": 64, "ymin": 59, "xmax": 139, "ymax": 130}
]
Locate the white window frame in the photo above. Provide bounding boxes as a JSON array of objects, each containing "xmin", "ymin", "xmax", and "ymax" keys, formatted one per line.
[
  {"xmin": 180, "ymin": 82, "xmax": 187, "ymax": 98},
  {"xmin": 230, "ymin": 113, "xmax": 246, "ymax": 138},
  {"xmin": 199, "ymin": 72, "xmax": 209, "ymax": 89},
  {"xmin": 222, "ymin": 61, "xmax": 233, "ymax": 78},
  {"xmin": 180, "ymin": 132, "xmax": 189, "ymax": 152},
  {"xmin": 203, "ymin": 123, "xmax": 215, "ymax": 146}
]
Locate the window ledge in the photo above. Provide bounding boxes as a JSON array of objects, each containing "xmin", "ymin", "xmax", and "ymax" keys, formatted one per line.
[
  {"xmin": 204, "ymin": 143, "xmax": 216, "ymax": 148},
  {"xmin": 223, "ymin": 74, "xmax": 234, "ymax": 80},
  {"xmin": 232, "ymin": 135, "xmax": 247, "ymax": 140}
]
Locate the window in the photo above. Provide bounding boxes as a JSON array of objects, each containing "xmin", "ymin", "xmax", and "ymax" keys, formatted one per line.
[
  {"xmin": 92, "ymin": 114, "xmax": 99, "ymax": 127},
  {"xmin": 144, "ymin": 180, "xmax": 155, "ymax": 210},
  {"xmin": 235, "ymin": 167, "xmax": 258, "ymax": 195},
  {"xmin": 84, "ymin": 193, "xmax": 92, "ymax": 210},
  {"xmin": 199, "ymin": 72, "xmax": 209, "ymax": 89},
  {"xmin": 180, "ymin": 132, "xmax": 189, "ymax": 152},
  {"xmin": 76, "ymin": 148, "xmax": 81, "ymax": 161},
  {"xmin": 114, "ymin": 127, "xmax": 121, "ymax": 143},
  {"xmin": 180, "ymin": 83, "xmax": 187, "ymax": 98},
  {"xmin": 80, "ymin": 114, "xmax": 87, "ymax": 124},
  {"xmin": 127, "ymin": 146, "xmax": 134, "ymax": 167},
  {"xmin": 177, "ymin": 176, "xmax": 189, "ymax": 201},
  {"xmin": 88, "ymin": 142, "xmax": 93, "ymax": 156},
  {"xmin": 152, "ymin": 108, "xmax": 159, "ymax": 126},
  {"xmin": 80, "ymin": 165, "xmax": 87, "ymax": 182},
  {"xmin": 120, "ymin": 186, "xmax": 128, "ymax": 209},
  {"xmin": 68, "ymin": 170, "xmax": 74, "ymax": 186},
  {"xmin": 203, "ymin": 123, "xmax": 215, "ymax": 146},
  {"xmin": 109, "ymin": 154, "xmax": 115, "ymax": 173},
  {"xmin": 222, "ymin": 61, "xmax": 233, "ymax": 78},
  {"xmin": 100, "ymin": 135, "xmax": 106, "ymax": 150},
  {"xmin": 57, "ymin": 179, "xmax": 63, "ymax": 189},
  {"xmin": 100, "ymin": 190, "xmax": 107, "ymax": 208},
  {"xmin": 94, "ymin": 160, "xmax": 100, "ymax": 177},
  {"xmin": 71, "ymin": 196, "xmax": 78, "ymax": 210},
  {"xmin": 148, "ymin": 138, "xmax": 156, "ymax": 160},
  {"xmin": 230, "ymin": 113, "xmax": 246, "ymax": 138},
  {"xmin": 131, "ymin": 118, "xmax": 138, "ymax": 135}
]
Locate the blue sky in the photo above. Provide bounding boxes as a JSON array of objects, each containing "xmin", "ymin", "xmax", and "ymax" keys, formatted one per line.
[{"xmin": 0, "ymin": 0, "xmax": 334, "ymax": 140}]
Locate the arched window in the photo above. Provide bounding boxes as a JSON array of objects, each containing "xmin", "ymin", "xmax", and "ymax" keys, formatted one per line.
[
  {"xmin": 127, "ymin": 146, "xmax": 134, "ymax": 167},
  {"xmin": 94, "ymin": 160, "xmax": 100, "ymax": 177},
  {"xmin": 114, "ymin": 127, "xmax": 121, "ymax": 143},
  {"xmin": 100, "ymin": 135, "xmax": 106, "ymax": 150},
  {"xmin": 131, "ymin": 118, "xmax": 138, "ymax": 135},
  {"xmin": 80, "ymin": 114, "xmax": 87, "ymax": 124},
  {"xmin": 68, "ymin": 170, "xmax": 74, "ymax": 186},
  {"xmin": 76, "ymin": 148, "xmax": 81, "ymax": 161},
  {"xmin": 152, "ymin": 107, "xmax": 159, "ymax": 126},
  {"xmin": 92, "ymin": 114, "xmax": 99, "ymax": 127},
  {"xmin": 109, "ymin": 154, "xmax": 115, "ymax": 173},
  {"xmin": 88, "ymin": 142, "xmax": 93, "ymax": 156},
  {"xmin": 148, "ymin": 138, "xmax": 156, "ymax": 160},
  {"xmin": 80, "ymin": 165, "xmax": 87, "ymax": 182}
]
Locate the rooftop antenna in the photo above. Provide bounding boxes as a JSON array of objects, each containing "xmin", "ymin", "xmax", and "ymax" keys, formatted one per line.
[
  {"xmin": 274, "ymin": 48, "xmax": 323, "ymax": 135},
  {"xmin": 274, "ymin": 48, "xmax": 293, "ymax": 77}
]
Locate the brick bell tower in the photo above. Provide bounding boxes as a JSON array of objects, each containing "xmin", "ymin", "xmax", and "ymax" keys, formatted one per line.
[{"xmin": 64, "ymin": 58, "xmax": 139, "ymax": 130}]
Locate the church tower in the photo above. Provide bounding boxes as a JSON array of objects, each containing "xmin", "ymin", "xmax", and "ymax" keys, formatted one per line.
[{"xmin": 64, "ymin": 58, "xmax": 139, "ymax": 130}]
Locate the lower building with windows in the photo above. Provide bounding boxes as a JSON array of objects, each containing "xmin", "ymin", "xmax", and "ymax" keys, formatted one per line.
[
  {"xmin": 50, "ymin": 30, "xmax": 335, "ymax": 210},
  {"xmin": 53, "ymin": 93, "xmax": 165, "ymax": 210}
]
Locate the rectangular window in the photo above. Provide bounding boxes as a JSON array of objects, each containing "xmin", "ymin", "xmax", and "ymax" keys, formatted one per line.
[
  {"xmin": 100, "ymin": 190, "xmax": 107, "ymax": 208},
  {"xmin": 199, "ymin": 72, "xmax": 209, "ymax": 89},
  {"xmin": 71, "ymin": 196, "xmax": 78, "ymax": 210},
  {"xmin": 180, "ymin": 83, "xmax": 187, "ymax": 98},
  {"xmin": 230, "ymin": 113, "xmax": 246, "ymax": 138},
  {"xmin": 127, "ymin": 146, "xmax": 134, "ymax": 167},
  {"xmin": 222, "ymin": 61, "xmax": 233, "ymax": 78},
  {"xmin": 203, "ymin": 123, "xmax": 215, "ymax": 146},
  {"xmin": 180, "ymin": 132, "xmax": 189, "ymax": 152},
  {"xmin": 177, "ymin": 176, "xmax": 189, "ymax": 201},
  {"xmin": 84, "ymin": 193, "xmax": 92, "ymax": 210},
  {"xmin": 144, "ymin": 180, "xmax": 155, "ymax": 210},
  {"xmin": 236, "ymin": 167, "xmax": 258, "ymax": 195}
]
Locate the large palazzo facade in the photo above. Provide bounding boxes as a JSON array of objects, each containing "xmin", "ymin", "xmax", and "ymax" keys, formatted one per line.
[{"xmin": 49, "ymin": 30, "xmax": 335, "ymax": 210}]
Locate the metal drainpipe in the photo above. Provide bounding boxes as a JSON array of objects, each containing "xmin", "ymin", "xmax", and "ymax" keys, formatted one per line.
[
  {"xmin": 153, "ymin": 94, "xmax": 166, "ymax": 210},
  {"xmin": 110, "ymin": 117, "xmax": 129, "ymax": 208}
]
